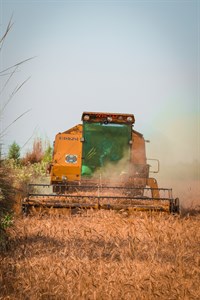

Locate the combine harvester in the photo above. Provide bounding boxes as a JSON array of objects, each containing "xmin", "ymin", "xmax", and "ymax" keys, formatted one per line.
[{"xmin": 22, "ymin": 112, "xmax": 180, "ymax": 214}]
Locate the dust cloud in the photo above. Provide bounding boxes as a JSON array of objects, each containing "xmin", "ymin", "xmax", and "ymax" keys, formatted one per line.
[
  {"xmin": 142, "ymin": 114, "xmax": 200, "ymax": 210},
  {"xmin": 92, "ymin": 154, "xmax": 200, "ymax": 210},
  {"xmin": 155, "ymin": 162, "xmax": 200, "ymax": 210},
  {"xmin": 92, "ymin": 153, "xmax": 131, "ymax": 185}
]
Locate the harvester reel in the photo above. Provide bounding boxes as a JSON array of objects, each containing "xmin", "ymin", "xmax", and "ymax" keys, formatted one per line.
[{"xmin": 22, "ymin": 183, "xmax": 180, "ymax": 215}]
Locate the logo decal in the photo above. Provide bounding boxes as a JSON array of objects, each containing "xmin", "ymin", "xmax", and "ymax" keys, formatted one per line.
[{"xmin": 65, "ymin": 154, "xmax": 78, "ymax": 164}]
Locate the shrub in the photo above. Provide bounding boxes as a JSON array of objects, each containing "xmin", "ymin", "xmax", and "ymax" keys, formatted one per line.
[
  {"xmin": 42, "ymin": 144, "xmax": 53, "ymax": 163},
  {"xmin": 8, "ymin": 142, "xmax": 20, "ymax": 161},
  {"xmin": 23, "ymin": 138, "xmax": 44, "ymax": 165},
  {"xmin": 0, "ymin": 164, "xmax": 15, "ymax": 250}
]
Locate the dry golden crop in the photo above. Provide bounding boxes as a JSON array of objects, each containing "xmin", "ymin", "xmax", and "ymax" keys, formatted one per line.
[{"xmin": 0, "ymin": 209, "xmax": 200, "ymax": 300}]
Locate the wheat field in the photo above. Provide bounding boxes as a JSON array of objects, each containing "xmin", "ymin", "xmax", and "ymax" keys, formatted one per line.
[{"xmin": 0, "ymin": 209, "xmax": 200, "ymax": 300}]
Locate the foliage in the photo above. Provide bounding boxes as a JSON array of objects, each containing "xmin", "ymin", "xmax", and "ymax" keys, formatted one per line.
[
  {"xmin": 0, "ymin": 16, "xmax": 34, "ymax": 250},
  {"xmin": 8, "ymin": 141, "xmax": 20, "ymax": 161},
  {"xmin": 4, "ymin": 159, "xmax": 48, "ymax": 191},
  {"xmin": 22, "ymin": 138, "xmax": 53, "ymax": 165},
  {"xmin": 4, "ymin": 138, "xmax": 52, "ymax": 197},
  {"xmin": 0, "ymin": 165, "xmax": 15, "ymax": 250},
  {"xmin": 0, "ymin": 140, "xmax": 51, "ymax": 250},
  {"xmin": 23, "ymin": 138, "xmax": 44, "ymax": 164},
  {"xmin": 0, "ymin": 159, "xmax": 48, "ymax": 251},
  {"xmin": 0, "ymin": 213, "xmax": 13, "ymax": 230},
  {"xmin": 42, "ymin": 145, "xmax": 53, "ymax": 163}
]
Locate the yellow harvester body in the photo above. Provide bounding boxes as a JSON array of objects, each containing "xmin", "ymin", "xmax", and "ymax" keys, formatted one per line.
[{"xmin": 22, "ymin": 112, "xmax": 180, "ymax": 214}]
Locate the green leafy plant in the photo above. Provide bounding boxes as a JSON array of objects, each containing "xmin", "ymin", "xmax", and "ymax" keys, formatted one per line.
[
  {"xmin": 0, "ymin": 164, "xmax": 15, "ymax": 251},
  {"xmin": 42, "ymin": 144, "xmax": 53, "ymax": 163},
  {"xmin": 8, "ymin": 141, "xmax": 20, "ymax": 161},
  {"xmin": 0, "ymin": 213, "xmax": 13, "ymax": 229}
]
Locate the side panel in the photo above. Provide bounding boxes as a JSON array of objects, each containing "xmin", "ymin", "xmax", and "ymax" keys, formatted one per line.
[
  {"xmin": 131, "ymin": 131, "xmax": 146, "ymax": 165},
  {"xmin": 51, "ymin": 126, "xmax": 82, "ymax": 183},
  {"xmin": 131, "ymin": 130, "xmax": 149, "ymax": 184}
]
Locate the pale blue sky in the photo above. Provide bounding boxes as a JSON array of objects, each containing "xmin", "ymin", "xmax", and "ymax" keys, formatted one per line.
[{"xmin": 0, "ymin": 0, "xmax": 199, "ymax": 166}]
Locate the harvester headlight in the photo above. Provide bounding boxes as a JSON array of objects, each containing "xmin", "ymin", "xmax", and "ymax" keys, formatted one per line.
[
  {"xmin": 127, "ymin": 116, "xmax": 133, "ymax": 122},
  {"xmin": 107, "ymin": 116, "xmax": 112, "ymax": 122},
  {"xmin": 62, "ymin": 176, "xmax": 67, "ymax": 181},
  {"xmin": 83, "ymin": 115, "xmax": 90, "ymax": 121}
]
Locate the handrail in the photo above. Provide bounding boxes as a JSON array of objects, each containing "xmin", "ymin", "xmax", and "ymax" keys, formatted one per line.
[{"xmin": 147, "ymin": 158, "xmax": 160, "ymax": 173}]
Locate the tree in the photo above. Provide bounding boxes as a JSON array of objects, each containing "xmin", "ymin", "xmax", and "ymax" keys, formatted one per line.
[{"xmin": 8, "ymin": 141, "xmax": 20, "ymax": 160}]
